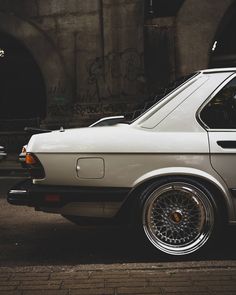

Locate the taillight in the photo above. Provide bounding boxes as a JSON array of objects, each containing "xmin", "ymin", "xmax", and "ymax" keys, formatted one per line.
[
  {"xmin": 25, "ymin": 153, "xmax": 45, "ymax": 179},
  {"xmin": 25, "ymin": 153, "xmax": 37, "ymax": 165},
  {"xmin": 44, "ymin": 194, "xmax": 61, "ymax": 203}
]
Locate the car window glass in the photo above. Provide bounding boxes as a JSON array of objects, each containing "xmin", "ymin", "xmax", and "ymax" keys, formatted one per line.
[
  {"xmin": 128, "ymin": 73, "xmax": 198, "ymax": 122},
  {"xmin": 200, "ymin": 76, "xmax": 236, "ymax": 129}
]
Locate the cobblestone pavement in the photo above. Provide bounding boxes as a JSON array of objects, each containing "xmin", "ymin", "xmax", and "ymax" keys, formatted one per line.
[{"xmin": 1, "ymin": 261, "xmax": 236, "ymax": 295}]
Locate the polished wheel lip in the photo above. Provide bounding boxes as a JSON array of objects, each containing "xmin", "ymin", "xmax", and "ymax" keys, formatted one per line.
[{"xmin": 142, "ymin": 182, "xmax": 214, "ymax": 256}]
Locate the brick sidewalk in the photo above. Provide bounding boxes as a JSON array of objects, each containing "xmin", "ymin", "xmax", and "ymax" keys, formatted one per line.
[{"xmin": 0, "ymin": 261, "xmax": 236, "ymax": 295}]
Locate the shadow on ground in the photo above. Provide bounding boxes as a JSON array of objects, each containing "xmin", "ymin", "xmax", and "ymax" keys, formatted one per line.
[{"xmin": 0, "ymin": 177, "xmax": 236, "ymax": 267}]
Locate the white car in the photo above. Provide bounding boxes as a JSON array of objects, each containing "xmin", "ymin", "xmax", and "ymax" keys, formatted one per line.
[
  {"xmin": 8, "ymin": 68, "xmax": 236, "ymax": 256},
  {"xmin": 0, "ymin": 146, "xmax": 7, "ymax": 160}
]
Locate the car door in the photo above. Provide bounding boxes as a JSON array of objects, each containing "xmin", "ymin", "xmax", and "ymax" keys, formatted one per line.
[{"xmin": 200, "ymin": 75, "xmax": 236, "ymax": 190}]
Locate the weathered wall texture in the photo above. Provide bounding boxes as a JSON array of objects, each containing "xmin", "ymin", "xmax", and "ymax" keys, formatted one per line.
[
  {"xmin": 176, "ymin": 0, "xmax": 234, "ymax": 76},
  {"xmin": 144, "ymin": 17, "xmax": 176, "ymax": 95},
  {"xmin": 0, "ymin": 0, "xmax": 235, "ymax": 133},
  {"xmin": 0, "ymin": 0, "xmax": 145, "ymax": 127}
]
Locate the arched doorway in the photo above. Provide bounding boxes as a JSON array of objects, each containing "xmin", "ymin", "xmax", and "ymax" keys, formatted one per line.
[
  {"xmin": 0, "ymin": 31, "xmax": 46, "ymax": 130},
  {"xmin": 0, "ymin": 12, "xmax": 73, "ymax": 131},
  {"xmin": 210, "ymin": 2, "xmax": 236, "ymax": 68}
]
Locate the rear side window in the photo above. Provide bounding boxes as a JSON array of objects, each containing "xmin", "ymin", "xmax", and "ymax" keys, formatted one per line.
[
  {"xmin": 200, "ymin": 77, "xmax": 236, "ymax": 129},
  {"xmin": 129, "ymin": 73, "xmax": 198, "ymax": 122}
]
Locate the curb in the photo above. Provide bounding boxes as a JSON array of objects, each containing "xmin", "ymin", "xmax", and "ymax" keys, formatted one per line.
[{"xmin": 1, "ymin": 261, "xmax": 236, "ymax": 273}]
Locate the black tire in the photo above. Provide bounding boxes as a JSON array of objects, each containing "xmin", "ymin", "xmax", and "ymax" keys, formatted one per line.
[{"xmin": 138, "ymin": 177, "xmax": 223, "ymax": 256}]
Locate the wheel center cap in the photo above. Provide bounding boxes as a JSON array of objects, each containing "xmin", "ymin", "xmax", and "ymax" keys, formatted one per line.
[{"xmin": 170, "ymin": 210, "xmax": 182, "ymax": 223}]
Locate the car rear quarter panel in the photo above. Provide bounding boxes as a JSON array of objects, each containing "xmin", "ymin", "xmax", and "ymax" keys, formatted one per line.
[
  {"xmin": 33, "ymin": 150, "xmax": 226, "ymax": 191},
  {"xmin": 33, "ymin": 130, "xmax": 210, "ymax": 187},
  {"xmin": 33, "ymin": 151, "xmax": 235, "ymax": 220}
]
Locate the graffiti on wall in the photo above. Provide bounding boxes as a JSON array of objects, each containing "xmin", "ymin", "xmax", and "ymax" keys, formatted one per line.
[
  {"xmin": 48, "ymin": 82, "xmax": 66, "ymax": 97},
  {"xmin": 48, "ymin": 101, "xmax": 143, "ymax": 119},
  {"xmin": 48, "ymin": 81, "xmax": 67, "ymax": 105},
  {"xmin": 72, "ymin": 102, "xmax": 140, "ymax": 117},
  {"xmin": 47, "ymin": 48, "xmax": 146, "ymax": 121},
  {"xmin": 81, "ymin": 48, "xmax": 146, "ymax": 102}
]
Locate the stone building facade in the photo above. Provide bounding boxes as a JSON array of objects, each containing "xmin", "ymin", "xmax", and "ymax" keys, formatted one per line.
[
  {"xmin": 0, "ymin": 0, "xmax": 145, "ymax": 130},
  {"xmin": 0, "ymin": 0, "xmax": 236, "ymax": 150}
]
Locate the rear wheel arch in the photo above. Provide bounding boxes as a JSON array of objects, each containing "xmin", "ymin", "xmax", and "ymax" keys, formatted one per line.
[
  {"xmin": 121, "ymin": 174, "xmax": 228, "ymax": 227},
  {"xmin": 129, "ymin": 174, "xmax": 229, "ymax": 219}
]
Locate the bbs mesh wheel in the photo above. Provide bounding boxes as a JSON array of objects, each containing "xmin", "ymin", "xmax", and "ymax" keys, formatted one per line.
[{"xmin": 140, "ymin": 178, "xmax": 218, "ymax": 256}]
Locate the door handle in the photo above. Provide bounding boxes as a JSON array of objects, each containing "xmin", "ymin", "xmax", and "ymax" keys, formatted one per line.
[{"xmin": 217, "ymin": 141, "xmax": 236, "ymax": 149}]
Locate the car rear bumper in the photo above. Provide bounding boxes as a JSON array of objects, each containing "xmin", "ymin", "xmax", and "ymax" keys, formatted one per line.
[
  {"xmin": 8, "ymin": 189, "xmax": 31, "ymax": 205},
  {"xmin": 7, "ymin": 180, "xmax": 131, "ymax": 218},
  {"xmin": 7, "ymin": 180, "xmax": 33, "ymax": 206}
]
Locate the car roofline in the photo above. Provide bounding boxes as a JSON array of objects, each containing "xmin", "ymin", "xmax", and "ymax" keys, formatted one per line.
[{"xmin": 200, "ymin": 68, "xmax": 236, "ymax": 74}]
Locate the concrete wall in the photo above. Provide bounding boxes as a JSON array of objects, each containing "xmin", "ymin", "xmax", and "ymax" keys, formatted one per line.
[
  {"xmin": 0, "ymin": 0, "xmax": 235, "ymax": 128},
  {"xmin": 176, "ymin": 0, "xmax": 234, "ymax": 76},
  {"xmin": 0, "ymin": 0, "xmax": 145, "ymax": 126}
]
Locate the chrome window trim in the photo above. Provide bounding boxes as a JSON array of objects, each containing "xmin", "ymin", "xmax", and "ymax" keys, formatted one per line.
[
  {"xmin": 197, "ymin": 72, "xmax": 236, "ymax": 131},
  {"xmin": 205, "ymin": 129, "xmax": 236, "ymax": 132}
]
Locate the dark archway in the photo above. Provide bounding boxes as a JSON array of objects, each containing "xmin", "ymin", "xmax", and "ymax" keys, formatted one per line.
[
  {"xmin": 210, "ymin": 1, "xmax": 236, "ymax": 68},
  {"xmin": 0, "ymin": 32, "xmax": 46, "ymax": 130},
  {"xmin": 176, "ymin": 0, "xmax": 233, "ymax": 76}
]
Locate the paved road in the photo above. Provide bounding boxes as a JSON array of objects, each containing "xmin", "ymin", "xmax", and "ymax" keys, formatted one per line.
[
  {"xmin": 1, "ymin": 177, "xmax": 236, "ymax": 294},
  {"xmin": 0, "ymin": 177, "xmax": 172, "ymax": 266},
  {"xmin": 1, "ymin": 177, "xmax": 236, "ymax": 267}
]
